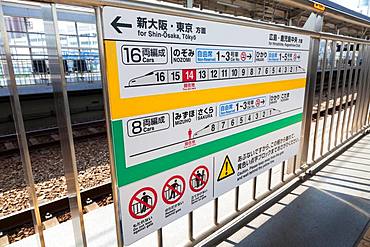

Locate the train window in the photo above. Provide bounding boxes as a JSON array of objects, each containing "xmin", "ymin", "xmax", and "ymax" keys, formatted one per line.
[
  {"xmin": 73, "ymin": 59, "xmax": 88, "ymax": 72},
  {"xmin": 336, "ymin": 43, "xmax": 342, "ymax": 52},
  {"xmin": 32, "ymin": 59, "xmax": 48, "ymax": 74},
  {"xmin": 63, "ymin": 60, "xmax": 70, "ymax": 73},
  {"xmin": 4, "ymin": 16, "xmax": 26, "ymax": 32}
]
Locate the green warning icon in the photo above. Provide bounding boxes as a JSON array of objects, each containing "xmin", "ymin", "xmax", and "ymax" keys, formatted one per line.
[{"xmin": 217, "ymin": 155, "xmax": 235, "ymax": 181}]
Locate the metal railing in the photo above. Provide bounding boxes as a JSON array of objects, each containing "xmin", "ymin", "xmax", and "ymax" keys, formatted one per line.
[{"xmin": 0, "ymin": 0, "xmax": 370, "ymax": 247}]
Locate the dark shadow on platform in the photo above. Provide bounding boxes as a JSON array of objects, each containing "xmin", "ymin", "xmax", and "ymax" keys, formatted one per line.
[{"xmin": 226, "ymin": 187, "xmax": 369, "ymax": 247}]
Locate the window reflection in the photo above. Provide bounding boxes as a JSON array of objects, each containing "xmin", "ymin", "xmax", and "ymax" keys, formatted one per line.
[{"xmin": 1, "ymin": 13, "xmax": 100, "ymax": 86}]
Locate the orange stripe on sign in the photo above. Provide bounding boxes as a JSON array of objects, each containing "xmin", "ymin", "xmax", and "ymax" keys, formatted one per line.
[{"xmin": 104, "ymin": 40, "xmax": 306, "ymax": 120}]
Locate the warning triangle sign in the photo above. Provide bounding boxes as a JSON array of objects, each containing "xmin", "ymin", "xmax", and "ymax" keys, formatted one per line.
[{"xmin": 217, "ymin": 155, "xmax": 235, "ymax": 181}]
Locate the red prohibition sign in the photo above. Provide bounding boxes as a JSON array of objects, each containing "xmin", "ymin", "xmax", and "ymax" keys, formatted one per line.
[
  {"xmin": 162, "ymin": 175, "xmax": 186, "ymax": 204},
  {"xmin": 128, "ymin": 187, "xmax": 157, "ymax": 220},
  {"xmin": 255, "ymin": 98, "xmax": 261, "ymax": 107},
  {"xmin": 189, "ymin": 165, "xmax": 209, "ymax": 192},
  {"xmin": 240, "ymin": 51, "xmax": 247, "ymax": 61}
]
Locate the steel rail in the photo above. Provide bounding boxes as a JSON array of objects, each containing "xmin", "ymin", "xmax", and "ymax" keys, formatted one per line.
[
  {"xmin": 0, "ymin": 182, "xmax": 112, "ymax": 233},
  {"xmin": 0, "ymin": 119, "xmax": 105, "ymax": 140},
  {"xmin": 0, "ymin": 120, "xmax": 106, "ymax": 155}
]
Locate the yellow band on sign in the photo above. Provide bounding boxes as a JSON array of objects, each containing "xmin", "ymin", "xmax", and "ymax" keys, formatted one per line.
[{"xmin": 105, "ymin": 41, "xmax": 307, "ymax": 120}]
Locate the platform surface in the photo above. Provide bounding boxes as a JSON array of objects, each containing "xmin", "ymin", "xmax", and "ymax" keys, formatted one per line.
[{"xmin": 215, "ymin": 134, "xmax": 370, "ymax": 247}]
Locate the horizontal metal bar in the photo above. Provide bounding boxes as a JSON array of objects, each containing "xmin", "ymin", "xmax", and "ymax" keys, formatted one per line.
[{"xmin": 6, "ymin": 30, "xmax": 97, "ymax": 38}]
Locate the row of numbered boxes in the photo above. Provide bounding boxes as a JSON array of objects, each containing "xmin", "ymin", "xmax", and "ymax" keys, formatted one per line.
[
  {"xmin": 194, "ymin": 108, "xmax": 280, "ymax": 137},
  {"xmin": 160, "ymin": 65, "xmax": 303, "ymax": 83}
]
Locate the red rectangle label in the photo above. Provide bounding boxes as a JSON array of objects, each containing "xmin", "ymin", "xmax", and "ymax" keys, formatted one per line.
[{"xmin": 182, "ymin": 69, "xmax": 196, "ymax": 82}]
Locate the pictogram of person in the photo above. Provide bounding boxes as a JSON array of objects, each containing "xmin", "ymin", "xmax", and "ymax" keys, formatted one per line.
[
  {"xmin": 169, "ymin": 179, "xmax": 180, "ymax": 199},
  {"xmin": 188, "ymin": 128, "xmax": 192, "ymax": 140},
  {"xmin": 140, "ymin": 192, "xmax": 152, "ymax": 213},
  {"xmin": 195, "ymin": 170, "xmax": 203, "ymax": 188}
]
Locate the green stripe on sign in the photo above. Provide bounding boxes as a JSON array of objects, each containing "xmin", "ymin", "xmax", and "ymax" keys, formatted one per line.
[
  {"xmin": 112, "ymin": 113, "xmax": 302, "ymax": 187},
  {"xmin": 111, "ymin": 119, "xmax": 126, "ymax": 185}
]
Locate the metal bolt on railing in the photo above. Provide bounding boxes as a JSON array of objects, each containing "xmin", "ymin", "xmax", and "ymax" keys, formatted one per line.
[
  {"xmin": 86, "ymin": 198, "xmax": 93, "ymax": 205},
  {"xmin": 45, "ymin": 212, "xmax": 53, "ymax": 220}
]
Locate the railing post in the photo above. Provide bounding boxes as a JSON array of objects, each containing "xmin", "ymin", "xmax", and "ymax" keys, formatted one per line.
[
  {"xmin": 328, "ymin": 41, "xmax": 344, "ymax": 150},
  {"xmin": 186, "ymin": 0, "xmax": 193, "ymax": 8},
  {"xmin": 285, "ymin": 156, "xmax": 296, "ymax": 174},
  {"xmin": 358, "ymin": 46, "xmax": 370, "ymax": 129},
  {"xmin": 0, "ymin": 1, "xmax": 45, "ymax": 246},
  {"xmin": 42, "ymin": 4, "xmax": 87, "ymax": 246},
  {"xmin": 297, "ymin": 37, "xmax": 320, "ymax": 167},
  {"xmin": 94, "ymin": 6, "xmax": 124, "ymax": 247},
  {"xmin": 353, "ymin": 46, "xmax": 369, "ymax": 133},
  {"xmin": 321, "ymin": 41, "xmax": 337, "ymax": 154},
  {"xmin": 335, "ymin": 41, "xmax": 351, "ymax": 146},
  {"xmin": 341, "ymin": 43, "xmax": 357, "ymax": 142},
  {"xmin": 312, "ymin": 39, "xmax": 328, "ymax": 160},
  {"xmin": 348, "ymin": 44, "xmax": 365, "ymax": 137}
]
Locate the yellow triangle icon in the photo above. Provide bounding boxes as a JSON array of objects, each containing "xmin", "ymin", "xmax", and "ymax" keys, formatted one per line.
[{"xmin": 217, "ymin": 155, "xmax": 235, "ymax": 181}]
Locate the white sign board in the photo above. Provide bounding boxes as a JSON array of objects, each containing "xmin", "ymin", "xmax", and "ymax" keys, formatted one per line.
[{"xmin": 102, "ymin": 6, "xmax": 309, "ymax": 245}]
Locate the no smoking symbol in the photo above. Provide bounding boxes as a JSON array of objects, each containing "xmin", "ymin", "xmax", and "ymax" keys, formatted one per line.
[
  {"xmin": 128, "ymin": 187, "xmax": 157, "ymax": 219},
  {"xmin": 162, "ymin": 175, "xmax": 185, "ymax": 204}
]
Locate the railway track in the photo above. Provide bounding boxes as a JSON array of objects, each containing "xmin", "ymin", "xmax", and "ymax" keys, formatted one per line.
[
  {"xmin": 0, "ymin": 119, "xmax": 106, "ymax": 155},
  {"xmin": 0, "ymin": 130, "xmax": 112, "ymax": 242},
  {"xmin": 0, "ymin": 182, "xmax": 112, "ymax": 233}
]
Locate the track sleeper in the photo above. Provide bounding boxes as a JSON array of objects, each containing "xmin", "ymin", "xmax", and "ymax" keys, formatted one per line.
[
  {"xmin": 0, "ymin": 235, "xmax": 9, "ymax": 246},
  {"xmin": 29, "ymin": 138, "xmax": 39, "ymax": 145},
  {"xmin": 4, "ymin": 142, "xmax": 15, "ymax": 150},
  {"xmin": 51, "ymin": 134, "xmax": 59, "ymax": 141},
  {"xmin": 84, "ymin": 202, "xmax": 99, "ymax": 213},
  {"xmin": 43, "ymin": 217, "xmax": 59, "ymax": 229},
  {"xmin": 88, "ymin": 127, "xmax": 99, "ymax": 134}
]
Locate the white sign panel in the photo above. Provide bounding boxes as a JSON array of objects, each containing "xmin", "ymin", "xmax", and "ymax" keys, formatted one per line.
[{"xmin": 102, "ymin": 6, "xmax": 309, "ymax": 245}]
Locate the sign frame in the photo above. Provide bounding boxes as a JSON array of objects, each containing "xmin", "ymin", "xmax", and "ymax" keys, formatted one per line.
[{"xmin": 102, "ymin": 3, "xmax": 312, "ymax": 245}]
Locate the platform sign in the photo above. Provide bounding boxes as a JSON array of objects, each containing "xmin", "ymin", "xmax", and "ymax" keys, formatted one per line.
[{"xmin": 102, "ymin": 6, "xmax": 310, "ymax": 245}]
